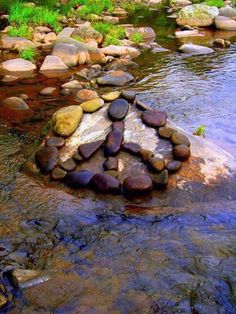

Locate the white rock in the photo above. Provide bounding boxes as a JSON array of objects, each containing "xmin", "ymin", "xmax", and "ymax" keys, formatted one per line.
[
  {"xmin": 175, "ymin": 30, "xmax": 204, "ymax": 38},
  {"xmin": 214, "ymin": 16, "xmax": 236, "ymax": 31},
  {"xmin": 100, "ymin": 45, "xmax": 140, "ymax": 58},
  {"xmin": 1, "ymin": 58, "xmax": 36, "ymax": 73},
  {"xmin": 179, "ymin": 43, "xmax": 214, "ymax": 54},
  {"xmin": 39, "ymin": 55, "xmax": 68, "ymax": 72}
]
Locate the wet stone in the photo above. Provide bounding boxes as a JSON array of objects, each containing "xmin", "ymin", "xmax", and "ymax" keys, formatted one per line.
[
  {"xmin": 91, "ymin": 173, "xmax": 121, "ymax": 193},
  {"xmin": 141, "ymin": 110, "xmax": 167, "ymax": 128},
  {"xmin": 80, "ymin": 98, "xmax": 104, "ymax": 113},
  {"xmin": 158, "ymin": 126, "xmax": 176, "ymax": 139},
  {"xmin": 103, "ymin": 157, "xmax": 118, "ymax": 170},
  {"xmin": 72, "ymin": 152, "xmax": 83, "ymax": 163},
  {"xmin": 172, "ymin": 144, "xmax": 191, "ymax": 161},
  {"xmin": 102, "ymin": 91, "xmax": 121, "ymax": 102},
  {"xmin": 78, "ymin": 140, "xmax": 104, "ymax": 159},
  {"xmin": 112, "ymin": 121, "xmax": 124, "ymax": 132},
  {"xmin": 121, "ymin": 90, "xmax": 136, "ymax": 102},
  {"xmin": 45, "ymin": 136, "xmax": 65, "ymax": 148},
  {"xmin": 51, "ymin": 167, "xmax": 67, "ymax": 180},
  {"xmin": 122, "ymin": 142, "xmax": 141, "ymax": 155},
  {"xmin": 153, "ymin": 169, "xmax": 169, "ymax": 189},
  {"xmin": 104, "ymin": 170, "xmax": 118, "ymax": 178},
  {"xmin": 105, "ymin": 130, "xmax": 123, "ymax": 156},
  {"xmin": 171, "ymin": 132, "xmax": 190, "ymax": 146},
  {"xmin": 123, "ymin": 175, "xmax": 153, "ymax": 194},
  {"xmin": 108, "ymin": 98, "xmax": 129, "ymax": 121},
  {"xmin": 148, "ymin": 157, "xmax": 165, "ymax": 172},
  {"xmin": 59, "ymin": 158, "xmax": 76, "ymax": 171},
  {"xmin": 166, "ymin": 160, "xmax": 182, "ymax": 173},
  {"xmin": 64, "ymin": 170, "xmax": 94, "ymax": 188},
  {"xmin": 35, "ymin": 146, "xmax": 59, "ymax": 174},
  {"xmin": 140, "ymin": 148, "xmax": 154, "ymax": 161}
]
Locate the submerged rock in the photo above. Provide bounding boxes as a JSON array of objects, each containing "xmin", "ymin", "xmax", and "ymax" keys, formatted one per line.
[
  {"xmin": 35, "ymin": 147, "xmax": 59, "ymax": 174},
  {"xmin": 97, "ymin": 71, "xmax": 134, "ymax": 86},
  {"xmin": 179, "ymin": 44, "xmax": 214, "ymax": 54},
  {"xmin": 2, "ymin": 97, "xmax": 29, "ymax": 110},
  {"xmin": 108, "ymin": 98, "xmax": 129, "ymax": 121},
  {"xmin": 91, "ymin": 174, "xmax": 121, "ymax": 193},
  {"xmin": 123, "ymin": 175, "xmax": 153, "ymax": 194},
  {"xmin": 148, "ymin": 157, "xmax": 165, "ymax": 172},
  {"xmin": 52, "ymin": 105, "xmax": 83, "ymax": 137},
  {"xmin": 78, "ymin": 140, "xmax": 104, "ymax": 159},
  {"xmin": 176, "ymin": 4, "xmax": 219, "ymax": 27}
]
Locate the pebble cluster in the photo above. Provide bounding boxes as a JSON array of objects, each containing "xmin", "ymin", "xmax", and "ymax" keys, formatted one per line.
[{"xmin": 35, "ymin": 93, "xmax": 191, "ymax": 195}]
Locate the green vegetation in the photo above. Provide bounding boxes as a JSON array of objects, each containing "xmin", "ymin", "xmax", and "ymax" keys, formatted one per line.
[
  {"xmin": 194, "ymin": 125, "xmax": 206, "ymax": 137},
  {"xmin": 92, "ymin": 22, "xmax": 125, "ymax": 46},
  {"xmin": 8, "ymin": 1, "xmax": 61, "ymax": 32},
  {"xmin": 8, "ymin": 24, "xmax": 33, "ymax": 39},
  {"xmin": 130, "ymin": 32, "xmax": 143, "ymax": 45},
  {"xmin": 203, "ymin": 0, "xmax": 224, "ymax": 7},
  {"xmin": 19, "ymin": 46, "xmax": 38, "ymax": 62},
  {"xmin": 93, "ymin": 22, "xmax": 112, "ymax": 35},
  {"xmin": 78, "ymin": 0, "xmax": 114, "ymax": 18}
]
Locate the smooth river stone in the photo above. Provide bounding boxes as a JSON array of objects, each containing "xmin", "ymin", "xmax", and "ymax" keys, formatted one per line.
[
  {"xmin": 35, "ymin": 146, "xmax": 59, "ymax": 174},
  {"xmin": 64, "ymin": 170, "xmax": 94, "ymax": 188},
  {"xmin": 45, "ymin": 136, "xmax": 65, "ymax": 148},
  {"xmin": 122, "ymin": 142, "xmax": 141, "ymax": 155},
  {"xmin": 80, "ymin": 98, "xmax": 104, "ymax": 113},
  {"xmin": 102, "ymin": 91, "xmax": 121, "ymax": 102},
  {"xmin": 153, "ymin": 169, "xmax": 169, "ymax": 189},
  {"xmin": 78, "ymin": 140, "xmax": 104, "ymax": 159},
  {"xmin": 141, "ymin": 110, "xmax": 167, "ymax": 128},
  {"xmin": 105, "ymin": 130, "xmax": 123, "ymax": 156},
  {"xmin": 166, "ymin": 160, "xmax": 182, "ymax": 173},
  {"xmin": 59, "ymin": 158, "xmax": 76, "ymax": 171},
  {"xmin": 123, "ymin": 175, "xmax": 153, "ymax": 194},
  {"xmin": 158, "ymin": 126, "xmax": 176, "ymax": 139},
  {"xmin": 172, "ymin": 144, "xmax": 191, "ymax": 161},
  {"xmin": 112, "ymin": 121, "xmax": 124, "ymax": 132},
  {"xmin": 139, "ymin": 148, "xmax": 154, "ymax": 161},
  {"xmin": 148, "ymin": 157, "xmax": 165, "ymax": 172},
  {"xmin": 103, "ymin": 157, "xmax": 118, "ymax": 170},
  {"xmin": 91, "ymin": 173, "xmax": 121, "ymax": 193},
  {"xmin": 171, "ymin": 132, "xmax": 190, "ymax": 146},
  {"xmin": 121, "ymin": 90, "xmax": 136, "ymax": 102},
  {"xmin": 51, "ymin": 167, "xmax": 67, "ymax": 180},
  {"xmin": 108, "ymin": 98, "xmax": 129, "ymax": 121},
  {"xmin": 97, "ymin": 70, "xmax": 134, "ymax": 86}
]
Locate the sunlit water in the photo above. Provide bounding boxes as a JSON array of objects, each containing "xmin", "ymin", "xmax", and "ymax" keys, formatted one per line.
[{"xmin": 0, "ymin": 8, "xmax": 236, "ymax": 314}]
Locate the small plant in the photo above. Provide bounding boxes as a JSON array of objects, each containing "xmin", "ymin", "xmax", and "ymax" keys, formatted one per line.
[
  {"xmin": 104, "ymin": 35, "xmax": 120, "ymax": 46},
  {"xmin": 103, "ymin": 25, "xmax": 125, "ymax": 46},
  {"xmin": 130, "ymin": 32, "xmax": 143, "ymax": 45},
  {"xmin": 19, "ymin": 46, "xmax": 38, "ymax": 62},
  {"xmin": 92, "ymin": 22, "xmax": 112, "ymax": 35},
  {"xmin": 204, "ymin": 0, "xmax": 224, "ymax": 7},
  {"xmin": 78, "ymin": 0, "xmax": 114, "ymax": 18},
  {"xmin": 193, "ymin": 125, "xmax": 206, "ymax": 137},
  {"xmin": 8, "ymin": 24, "xmax": 33, "ymax": 38}
]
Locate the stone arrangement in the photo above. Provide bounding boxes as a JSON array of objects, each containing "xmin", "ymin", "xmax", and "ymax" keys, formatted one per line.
[{"xmin": 35, "ymin": 93, "xmax": 191, "ymax": 196}]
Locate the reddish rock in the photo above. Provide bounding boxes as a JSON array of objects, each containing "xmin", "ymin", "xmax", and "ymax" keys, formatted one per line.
[
  {"xmin": 158, "ymin": 127, "xmax": 176, "ymax": 139},
  {"xmin": 171, "ymin": 132, "xmax": 190, "ymax": 146},
  {"xmin": 141, "ymin": 110, "xmax": 167, "ymax": 128},
  {"xmin": 91, "ymin": 173, "xmax": 121, "ymax": 193},
  {"xmin": 172, "ymin": 144, "xmax": 191, "ymax": 161},
  {"xmin": 123, "ymin": 175, "xmax": 153, "ymax": 194}
]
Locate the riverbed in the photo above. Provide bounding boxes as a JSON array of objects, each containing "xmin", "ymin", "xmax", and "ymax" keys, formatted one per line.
[{"xmin": 0, "ymin": 8, "xmax": 236, "ymax": 314}]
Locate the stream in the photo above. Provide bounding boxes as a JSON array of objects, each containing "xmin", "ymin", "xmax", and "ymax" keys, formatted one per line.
[{"xmin": 0, "ymin": 7, "xmax": 236, "ymax": 314}]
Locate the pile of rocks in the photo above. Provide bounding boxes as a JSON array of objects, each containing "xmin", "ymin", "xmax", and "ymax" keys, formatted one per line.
[{"xmin": 35, "ymin": 92, "xmax": 191, "ymax": 195}]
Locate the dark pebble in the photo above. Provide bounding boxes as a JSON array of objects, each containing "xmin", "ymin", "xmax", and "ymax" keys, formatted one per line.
[
  {"xmin": 148, "ymin": 157, "xmax": 165, "ymax": 172},
  {"xmin": 59, "ymin": 158, "xmax": 76, "ymax": 171},
  {"xmin": 158, "ymin": 127, "xmax": 176, "ymax": 139},
  {"xmin": 153, "ymin": 169, "xmax": 169, "ymax": 189},
  {"xmin": 123, "ymin": 174, "xmax": 153, "ymax": 194},
  {"xmin": 108, "ymin": 98, "xmax": 129, "ymax": 121},
  {"xmin": 172, "ymin": 144, "xmax": 191, "ymax": 161},
  {"xmin": 122, "ymin": 142, "xmax": 141, "ymax": 155},
  {"xmin": 105, "ymin": 130, "xmax": 123, "ymax": 156},
  {"xmin": 112, "ymin": 121, "xmax": 124, "ymax": 132},
  {"xmin": 51, "ymin": 167, "xmax": 67, "ymax": 180},
  {"xmin": 139, "ymin": 148, "xmax": 154, "ymax": 161},
  {"xmin": 78, "ymin": 140, "xmax": 104, "ymax": 159},
  {"xmin": 45, "ymin": 136, "xmax": 65, "ymax": 148},
  {"xmin": 171, "ymin": 132, "xmax": 190, "ymax": 146},
  {"xmin": 121, "ymin": 90, "xmax": 136, "ymax": 102},
  {"xmin": 91, "ymin": 173, "xmax": 121, "ymax": 193},
  {"xmin": 64, "ymin": 170, "xmax": 94, "ymax": 188},
  {"xmin": 103, "ymin": 157, "xmax": 118, "ymax": 170},
  {"xmin": 35, "ymin": 146, "xmax": 59, "ymax": 174},
  {"xmin": 166, "ymin": 160, "xmax": 182, "ymax": 173},
  {"xmin": 141, "ymin": 110, "xmax": 167, "ymax": 128}
]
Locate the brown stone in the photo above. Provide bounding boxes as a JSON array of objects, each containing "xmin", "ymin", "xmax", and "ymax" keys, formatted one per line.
[
  {"xmin": 91, "ymin": 173, "xmax": 121, "ymax": 193},
  {"xmin": 148, "ymin": 157, "xmax": 165, "ymax": 172},
  {"xmin": 172, "ymin": 144, "xmax": 191, "ymax": 161},
  {"xmin": 121, "ymin": 90, "xmax": 136, "ymax": 102},
  {"xmin": 35, "ymin": 147, "xmax": 59, "ymax": 174},
  {"xmin": 45, "ymin": 136, "xmax": 65, "ymax": 148},
  {"xmin": 139, "ymin": 148, "xmax": 154, "ymax": 161},
  {"xmin": 141, "ymin": 110, "xmax": 167, "ymax": 128},
  {"xmin": 158, "ymin": 127, "xmax": 176, "ymax": 139},
  {"xmin": 78, "ymin": 140, "xmax": 104, "ymax": 159},
  {"xmin": 123, "ymin": 175, "xmax": 153, "ymax": 194},
  {"xmin": 166, "ymin": 160, "xmax": 182, "ymax": 173},
  {"xmin": 103, "ymin": 157, "xmax": 118, "ymax": 170},
  {"xmin": 51, "ymin": 167, "xmax": 67, "ymax": 180},
  {"xmin": 72, "ymin": 152, "xmax": 83, "ymax": 162},
  {"xmin": 171, "ymin": 132, "xmax": 190, "ymax": 146},
  {"xmin": 59, "ymin": 158, "xmax": 76, "ymax": 171}
]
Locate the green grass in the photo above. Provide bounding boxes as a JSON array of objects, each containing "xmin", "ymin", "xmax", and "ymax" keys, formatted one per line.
[
  {"xmin": 130, "ymin": 32, "xmax": 143, "ymax": 45},
  {"xmin": 203, "ymin": 0, "xmax": 224, "ymax": 7},
  {"xmin": 19, "ymin": 46, "xmax": 38, "ymax": 62},
  {"xmin": 92, "ymin": 22, "xmax": 113, "ymax": 35},
  {"xmin": 104, "ymin": 25, "xmax": 125, "ymax": 46},
  {"xmin": 78, "ymin": 0, "xmax": 114, "ymax": 18},
  {"xmin": 8, "ymin": 1, "xmax": 61, "ymax": 32},
  {"xmin": 104, "ymin": 35, "xmax": 120, "ymax": 46},
  {"xmin": 8, "ymin": 24, "xmax": 33, "ymax": 39}
]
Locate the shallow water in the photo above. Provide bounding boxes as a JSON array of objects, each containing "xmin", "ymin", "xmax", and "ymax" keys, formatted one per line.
[{"xmin": 0, "ymin": 8, "xmax": 236, "ymax": 314}]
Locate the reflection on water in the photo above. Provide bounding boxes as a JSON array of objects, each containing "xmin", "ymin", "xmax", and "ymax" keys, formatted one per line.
[{"xmin": 0, "ymin": 8, "xmax": 236, "ymax": 313}]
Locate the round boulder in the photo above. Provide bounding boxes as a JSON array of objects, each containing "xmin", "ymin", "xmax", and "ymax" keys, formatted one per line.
[
  {"xmin": 172, "ymin": 144, "xmax": 191, "ymax": 161},
  {"xmin": 108, "ymin": 98, "xmax": 129, "ymax": 121}
]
